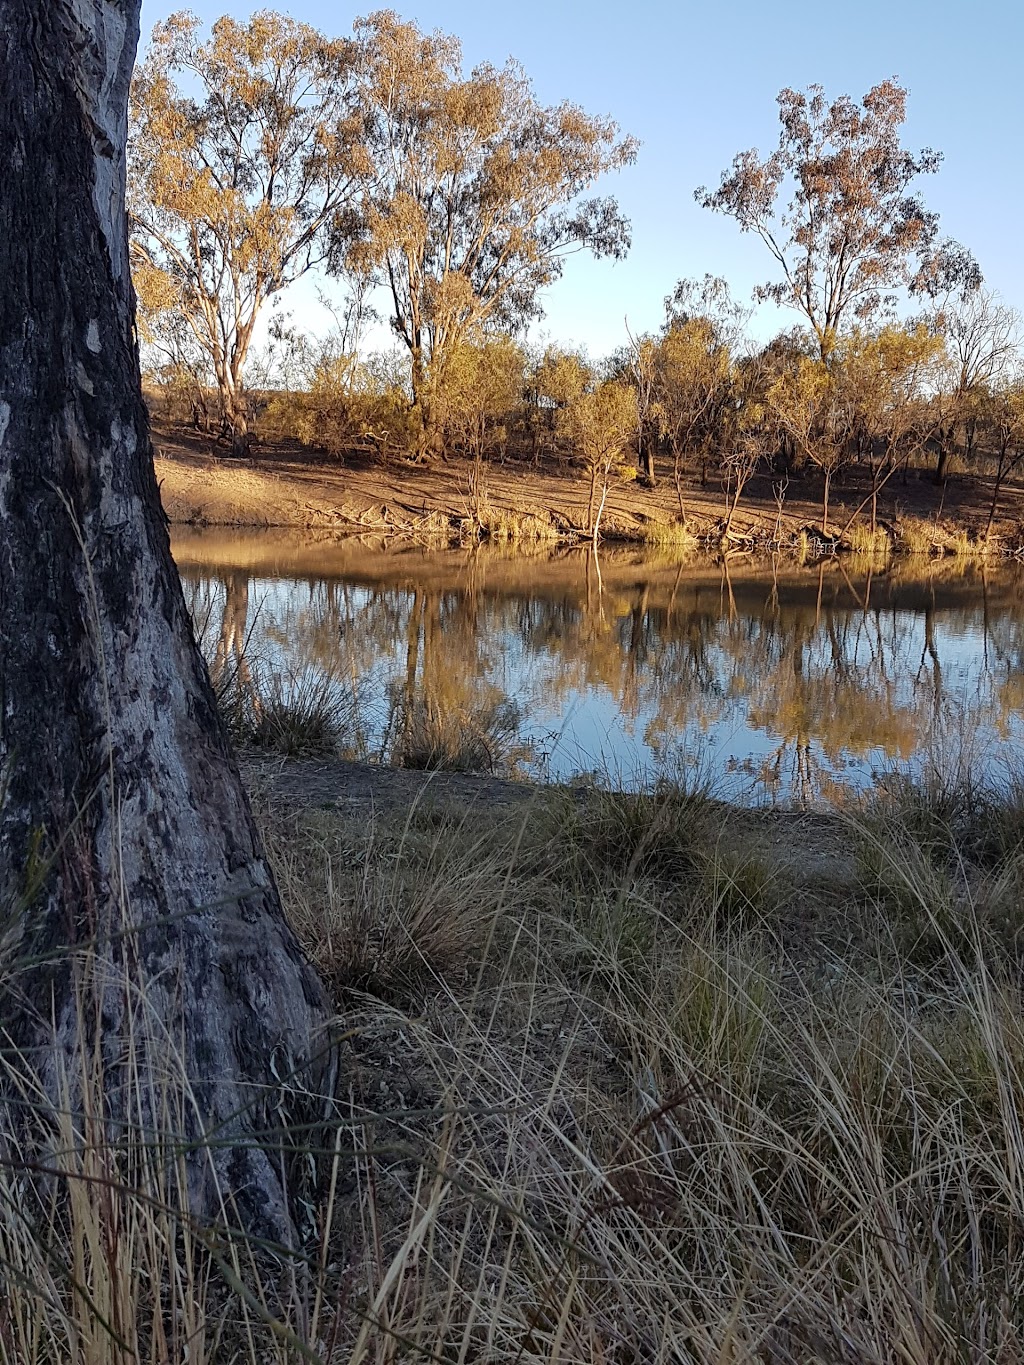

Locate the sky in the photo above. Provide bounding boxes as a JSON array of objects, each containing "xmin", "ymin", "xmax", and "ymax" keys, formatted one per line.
[{"xmin": 138, "ymin": 0, "xmax": 1024, "ymax": 359}]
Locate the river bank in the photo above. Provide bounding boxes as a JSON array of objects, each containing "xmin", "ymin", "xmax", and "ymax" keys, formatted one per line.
[
  {"xmin": 7, "ymin": 732, "xmax": 1024, "ymax": 1360},
  {"xmin": 237, "ymin": 754, "xmax": 1024, "ymax": 1357},
  {"xmin": 154, "ymin": 418, "xmax": 1024, "ymax": 555}
]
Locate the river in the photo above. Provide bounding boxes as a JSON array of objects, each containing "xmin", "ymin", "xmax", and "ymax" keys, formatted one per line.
[{"xmin": 171, "ymin": 530, "xmax": 1024, "ymax": 805}]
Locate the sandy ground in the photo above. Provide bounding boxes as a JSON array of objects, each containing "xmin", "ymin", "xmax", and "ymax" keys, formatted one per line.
[
  {"xmin": 241, "ymin": 751, "xmax": 861, "ymax": 891},
  {"xmin": 152, "ymin": 419, "xmax": 1024, "ymax": 543}
]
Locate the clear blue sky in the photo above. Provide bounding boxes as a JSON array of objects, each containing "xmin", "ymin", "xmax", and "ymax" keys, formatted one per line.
[{"xmin": 139, "ymin": 0, "xmax": 1024, "ymax": 358}]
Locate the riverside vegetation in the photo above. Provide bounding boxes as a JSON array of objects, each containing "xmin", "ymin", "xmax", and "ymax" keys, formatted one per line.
[
  {"xmin": 8, "ymin": 7, "xmax": 1024, "ymax": 1364},
  {"xmin": 4, "ymin": 613, "xmax": 1024, "ymax": 1360},
  {"xmin": 134, "ymin": 13, "xmax": 1024, "ymax": 549},
  {"xmin": 5, "ymin": 747, "xmax": 1024, "ymax": 1361}
]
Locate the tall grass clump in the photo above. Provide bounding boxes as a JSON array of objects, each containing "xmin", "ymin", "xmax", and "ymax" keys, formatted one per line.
[
  {"xmin": 262, "ymin": 796, "xmax": 531, "ymax": 1001},
  {"xmin": 0, "ymin": 945, "xmax": 350, "ymax": 1364},
  {"xmin": 846, "ymin": 522, "xmax": 892, "ymax": 556},
  {"xmin": 388, "ymin": 695, "xmax": 526, "ymax": 774},
  {"xmin": 472, "ymin": 497, "xmax": 561, "ymax": 543},
  {"xmin": 213, "ymin": 657, "xmax": 358, "ymax": 757},
  {"xmin": 242, "ymin": 668, "xmax": 355, "ymax": 756},
  {"xmin": 635, "ymin": 516, "xmax": 699, "ymax": 549},
  {"xmin": 554, "ymin": 774, "xmax": 715, "ymax": 884},
  {"xmin": 860, "ymin": 759, "xmax": 1024, "ymax": 966}
]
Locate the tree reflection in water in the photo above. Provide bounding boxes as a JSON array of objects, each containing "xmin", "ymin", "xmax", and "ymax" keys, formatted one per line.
[{"xmin": 175, "ymin": 534, "xmax": 1024, "ymax": 805}]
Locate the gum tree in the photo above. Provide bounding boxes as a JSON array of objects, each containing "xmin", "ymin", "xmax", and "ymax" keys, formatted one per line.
[
  {"xmin": 129, "ymin": 10, "xmax": 366, "ymax": 455},
  {"xmin": 0, "ymin": 0, "xmax": 327, "ymax": 1238},
  {"xmin": 560, "ymin": 380, "xmax": 638, "ymax": 541},
  {"xmin": 351, "ymin": 10, "xmax": 636, "ymax": 457},
  {"xmin": 698, "ymin": 81, "xmax": 943, "ymax": 362}
]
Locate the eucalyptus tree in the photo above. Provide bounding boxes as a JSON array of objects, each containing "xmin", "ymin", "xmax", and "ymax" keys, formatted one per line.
[
  {"xmin": 932, "ymin": 289, "xmax": 1020, "ymax": 481},
  {"xmin": 349, "ymin": 10, "xmax": 637, "ymax": 457},
  {"xmin": 983, "ymin": 377, "xmax": 1024, "ymax": 541},
  {"xmin": 698, "ymin": 81, "xmax": 944, "ymax": 362},
  {"xmin": 531, "ymin": 345, "xmax": 593, "ymax": 461},
  {"xmin": 1, "ymin": 0, "xmax": 327, "ymax": 1237},
  {"xmin": 560, "ymin": 380, "xmax": 639, "ymax": 540},
  {"xmin": 835, "ymin": 325, "xmax": 947, "ymax": 531},
  {"xmin": 129, "ymin": 10, "xmax": 367, "ymax": 455},
  {"xmin": 442, "ymin": 334, "xmax": 527, "ymax": 467},
  {"xmin": 764, "ymin": 357, "xmax": 847, "ymax": 533}
]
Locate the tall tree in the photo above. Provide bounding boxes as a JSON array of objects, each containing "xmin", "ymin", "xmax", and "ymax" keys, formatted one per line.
[
  {"xmin": 655, "ymin": 277, "xmax": 749, "ymax": 511},
  {"xmin": 698, "ymin": 81, "xmax": 943, "ymax": 361},
  {"xmin": 0, "ymin": 0, "xmax": 327, "ymax": 1237},
  {"xmin": 129, "ymin": 10, "xmax": 366, "ymax": 455},
  {"xmin": 613, "ymin": 327, "xmax": 658, "ymax": 487},
  {"xmin": 349, "ymin": 10, "xmax": 636, "ymax": 456}
]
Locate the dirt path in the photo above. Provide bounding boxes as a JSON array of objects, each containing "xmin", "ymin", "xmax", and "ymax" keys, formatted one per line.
[
  {"xmin": 241, "ymin": 752, "xmax": 861, "ymax": 891},
  {"xmin": 241, "ymin": 750, "xmax": 536, "ymax": 814}
]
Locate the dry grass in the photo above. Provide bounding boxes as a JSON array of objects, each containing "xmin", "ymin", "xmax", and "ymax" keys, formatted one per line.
[
  {"xmin": 845, "ymin": 523, "xmax": 892, "ymax": 556},
  {"xmin": 388, "ymin": 697, "xmax": 526, "ymax": 775},
  {"xmin": 5, "ymin": 776, "xmax": 1024, "ymax": 1361},
  {"xmin": 472, "ymin": 497, "xmax": 561, "ymax": 543},
  {"xmin": 634, "ymin": 516, "xmax": 700, "ymax": 549},
  {"xmin": 237, "ymin": 667, "xmax": 356, "ymax": 756},
  {"xmin": 895, "ymin": 515, "xmax": 989, "ymax": 559},
  {"xmin": 262, "ymin": 797, "xmax": 528, "ymax": 1002}
]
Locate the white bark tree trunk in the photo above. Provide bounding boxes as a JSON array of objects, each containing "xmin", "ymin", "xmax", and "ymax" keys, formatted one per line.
[{"xmin": 0, "ymin": 0, "xmax": 328, "ymax": 1240}]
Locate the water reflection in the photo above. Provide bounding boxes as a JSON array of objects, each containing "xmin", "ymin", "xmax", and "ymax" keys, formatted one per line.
[{"xmin": 173, "ymin": 531, "xmax": 1024, "ymax": 805}]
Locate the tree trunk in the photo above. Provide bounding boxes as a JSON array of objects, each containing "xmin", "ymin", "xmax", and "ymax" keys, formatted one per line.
[
  {"xmin": 821, "ymin": 469, "xmax": 832, "ymax": 534},
  {"xmin": 673, "ymin": 446, "xmax": 687, "ymax": 524},
  {"xmin": 0, "ymin": 0, "xmax": 327, "ymax": 1241},
  {"xmin": 934, "ymin": 440, "xmax": 949, "ymax": 486},
  {"xmin": 985, "ymin": 444, "xmax": 1011, "ymax": 542},
  {"xmin": 592, "ymin": 467, "xmax": 610, "ymax": 547},
  {"xmin": 587, "ymin": 460, "xmax": 600, "ymax": 535},
  {"xmin": 640, "ymin": 433, "xmax": 656, "ymax": 487},
  {"xmin": 410, "ymin": 347, "xmax": 434, "ymax": 461},
  {"xmin": 229, "ymin": 397, "xmax": 251, "ymax": 458}
]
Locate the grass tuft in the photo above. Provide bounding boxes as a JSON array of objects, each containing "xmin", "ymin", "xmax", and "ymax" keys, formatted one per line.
[{"xmin": 389, "ymin": 696, "xmax": 525, "ymax": 774}]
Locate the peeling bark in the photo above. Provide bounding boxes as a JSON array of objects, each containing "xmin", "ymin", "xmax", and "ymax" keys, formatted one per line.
[{"xmin": 0, "ymin": 0, "xmax": 328, "ymax": 1240}]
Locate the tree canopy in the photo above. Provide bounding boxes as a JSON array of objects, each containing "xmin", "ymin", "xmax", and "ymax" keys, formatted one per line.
[
  {"xmin": 129, "ymin": 9, "xmax": 366, "ymax": 452},
  {"xmin": 698, "ymin": 81, "xmax": 947, "ymax": 360},
  {"xmin": 348, "ymin": 10, "xmax": 637, "ymax": 451}
]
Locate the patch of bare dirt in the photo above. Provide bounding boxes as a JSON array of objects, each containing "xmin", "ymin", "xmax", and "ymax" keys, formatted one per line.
[
  {"xmin": 240, "ymin": 750, "xmax": 536, "ymax": 815},
  {"xmin": 153, "ymin": 418, "xmax": 1024, "ymax": 542}
]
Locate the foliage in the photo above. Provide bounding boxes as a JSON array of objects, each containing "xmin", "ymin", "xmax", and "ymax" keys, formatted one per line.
[
  {"xmin": 266, "ymin": 341, "xmax": 417, "ymax": 458},
  {"xmin": 129, "ymin": 10, "xmax": 366, "ymax": 452},
  {"xmin": 765, "ymin": 353, "xmax": 845, "ymax": 526},
  {"xmin": 698, "ymin": 80, "xmax": 946, "ymax": 358},
  {"xmin": 348, "ymin": 10, "xmax": 636, "ymax": 452},
  {"xmin": 129, "ymin": 17, "xmax": 1024, "ymax": 538},
  {"xmin": 559, "ymin": 379, "xmax": 639, "ymax": 536},
  {"xmin": 440, "ymin": 333, "xmax": 527, "ymax": 461}
]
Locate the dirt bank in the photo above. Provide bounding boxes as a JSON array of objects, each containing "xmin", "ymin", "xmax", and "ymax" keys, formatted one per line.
[{"xmin": 153, "ymin": 417, "xmax": 1024, "ymax": 549}]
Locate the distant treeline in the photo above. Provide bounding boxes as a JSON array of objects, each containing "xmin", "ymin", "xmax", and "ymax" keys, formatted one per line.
[{"xmin": 133, "ymin": 13, "xmax": 1023, "ymax": 538}]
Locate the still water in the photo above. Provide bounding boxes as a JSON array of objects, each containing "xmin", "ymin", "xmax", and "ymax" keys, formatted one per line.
[{"xmin": 172, "ymin": 530, "xmax": 1024, "ymax": 805}]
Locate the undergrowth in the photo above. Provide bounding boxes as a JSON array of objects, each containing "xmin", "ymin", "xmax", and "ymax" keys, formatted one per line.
[{"xmin": 4, "ymin": 772, "xmax": 1024, "ymax": 1360}]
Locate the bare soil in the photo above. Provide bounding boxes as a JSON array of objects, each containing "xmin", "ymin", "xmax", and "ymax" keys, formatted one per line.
[
  {"xmin": 153, "ymin": 418, "xmax": 1024, "ymax": 545},
  {"xmin": 241, "ymin": 751, "xmax": 861, "ymax": 912}
]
